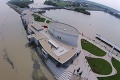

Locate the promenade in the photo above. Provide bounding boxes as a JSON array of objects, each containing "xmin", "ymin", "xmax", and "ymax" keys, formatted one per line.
[{"xmin": 68, "ymin": 33, "xmax": 120, "ymax": 80}]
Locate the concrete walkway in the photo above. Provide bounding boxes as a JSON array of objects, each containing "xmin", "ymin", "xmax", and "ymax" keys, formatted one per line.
[
  {"xmin": 68, "ymin": 34, "xmax": 119, "ymax": 80},
  {"xmin": 67, "ymin": 35, "xmax": 98, "ymax": 80}
]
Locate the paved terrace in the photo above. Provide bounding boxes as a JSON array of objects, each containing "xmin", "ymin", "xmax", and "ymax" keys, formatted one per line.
[
  {"xmin": 22, "ymin": 9, "xmax": 51, "ymax": 24},
  {"xmin": 67, "ymin": 35, "xmax": 98, "ymax": 80}
]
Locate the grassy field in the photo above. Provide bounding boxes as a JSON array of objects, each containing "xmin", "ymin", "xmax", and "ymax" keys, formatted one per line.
[
  {"xmin": 32, "ymin": 14, "xmax": 46, "ymax": 22},
  {"xmin": 98, "ymin": 57, "xmax": 120, "ymax": 80},
  {"xmin": 81, "ymin": 39, "xmax": 106, "ymax": 56},
  {"xmin": 86, "ymin": 57, "xmax": 112, "ymax": 75}
]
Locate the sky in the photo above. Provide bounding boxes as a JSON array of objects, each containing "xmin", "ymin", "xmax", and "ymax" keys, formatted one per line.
[{"xmin": 88, "ymin": 0, "xmax": 120, "ymax": 11}]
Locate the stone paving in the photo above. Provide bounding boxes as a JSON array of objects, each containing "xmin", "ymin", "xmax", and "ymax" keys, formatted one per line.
[{"xmin": 67, "ymin": 35, "xmax": 98, "ymax": 80}]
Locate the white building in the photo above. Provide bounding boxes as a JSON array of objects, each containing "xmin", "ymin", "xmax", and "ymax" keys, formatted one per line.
[
  {"xmin": 27, "ymin": 22, "xmax": 81, "ymax": 65},
  {"xmin": 48, "ymin": 22, "xmax": 79, "ymax": 47}
]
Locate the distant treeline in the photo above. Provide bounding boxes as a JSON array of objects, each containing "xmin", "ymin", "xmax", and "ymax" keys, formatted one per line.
[
  {"xmin": 44, "ymin": 0, "xmax": 91, "ymax": 15},
  {"xmin": 44, "ymin": 0, "xmax": 80, "ymax": 7},
  {"xmin": 44, "ymin": 0, "xmax": 58, "ymax": 7},
  {"xmin": 8, "ymin": 0, "xmax": 34, "ymax": 8},
  {"xmin": 74, "ymin": 8, "xmax": 91, "ymax": 15}
]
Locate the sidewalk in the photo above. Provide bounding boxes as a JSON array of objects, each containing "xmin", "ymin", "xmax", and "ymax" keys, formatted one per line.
[{"xmin": 67, "ymin": 35, "xmax": 98, "ymax": 80}]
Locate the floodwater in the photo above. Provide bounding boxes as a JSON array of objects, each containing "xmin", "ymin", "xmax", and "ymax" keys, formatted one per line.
[
  {"xmin": 0, "ymin": 0, "xmax": 119, "ymax": 79},
  {"xmin": 0, "ymin": 1, "xmax": 33, "ymax": 80},
  {"xmin": 30, "ymin": 0, "xmax": 120, "ymax": 48},
  {"xmin": 29, "ymin": 0, "xmax": 52, "ymax": 8},
  {"xmin": 0, "ymin": 0, "xmax": 55, "ymax": 80},
  {"xmin": 43, "ymin": 9, "xmax": 120, "ymax": 47}
]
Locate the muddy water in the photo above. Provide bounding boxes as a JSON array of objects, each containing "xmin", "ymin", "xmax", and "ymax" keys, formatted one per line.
[
  {"xmin": 0, "ymin": 1, "xmax": 33, "ymax": 80},
  {"xmin": 0, "ymin": 1, "xmax": 55, "ymax": 80},
  {"xmin": 43, "ymin": 9, "xmax": 120, "ymax": 47},
  {"xmin": 29, "ymin": 0, "xmax": 120, "ymax": 48},
  {"xmin": 29, "ymin": 0, "xmax": 51, "ymax": 8}
]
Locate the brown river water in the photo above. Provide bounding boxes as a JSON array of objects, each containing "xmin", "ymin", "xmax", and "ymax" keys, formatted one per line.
[
  {"xmin": 30, "ymin": 0, "xmax": 120, "ymax": 48},
  {"xmin": 43, "ymin": 10, "xmax": 120, "ymax": 48},
  {"xmin": 0, "ymin": 0, "xmax": 55, "ymax": 80},
  {"xmin": 0, "ymin": 1, "xmax": 33, "ymax": 80},
  {"xmin": 0, "ymin": 2, "xmax": 33, "ymax": 80},
  {"xmin": 0, "ymin": 0, "xmax": 120, "ymax": 79}
]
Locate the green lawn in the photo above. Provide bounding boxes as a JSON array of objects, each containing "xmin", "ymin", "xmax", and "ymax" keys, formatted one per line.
[
  {"xmin": 39, "ymin": 17, "xmax": 46, "ymax": 22},
  {"xmin": 98, "ymin": 57, "xmax": 120, "ymax": 80},
  {"xmin": 86, "ymin": 57, "xmax": 112, "ymax": 75},
  {"xmin": 81, "ymin": 39, "xmax": 106, "ymax": 56},
  {"xmin": 32, "ymin": 14, "xmax": 46, "ymax": 22},
  {"xmin": 46, "ymin": 20, "xmax": 50, "ymax": 23}
]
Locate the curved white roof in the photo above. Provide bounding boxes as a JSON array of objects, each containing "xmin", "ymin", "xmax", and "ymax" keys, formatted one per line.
[{"xmin": 49, "ymin": 22, "xmax": 79, "ymax": 35}]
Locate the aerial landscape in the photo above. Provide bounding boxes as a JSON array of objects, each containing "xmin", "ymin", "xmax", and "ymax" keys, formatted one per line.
[{"xmin": 0, "ymin": 0, "xmax": 120, "ymax": 80}]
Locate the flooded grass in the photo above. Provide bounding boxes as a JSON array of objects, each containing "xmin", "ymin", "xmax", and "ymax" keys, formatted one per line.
[
  {"xmin": 32, "ymin": 69, "xmax": 47, "ymax": 80},
  {"xmin": 2, "ymin": 49, "xmax": 14, "ymax": 69},
  {"xmin": 30, "ymin": 45, "xmax": 47, "ymax": 80}
]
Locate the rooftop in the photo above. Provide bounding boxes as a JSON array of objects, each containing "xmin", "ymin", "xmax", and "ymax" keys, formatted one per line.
[
  {"xmin": 39, "ymin": 39, "xmax": 77, "ymax": 64},
  {"xmin": 49, "ymin": 22, "xmax": 79, "ymax": 35},
  {"xmin": 28, "ymin": 22, "xmax": 78, "ymax": 64}
]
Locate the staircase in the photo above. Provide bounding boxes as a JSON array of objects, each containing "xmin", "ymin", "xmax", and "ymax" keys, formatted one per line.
[{"xmin": 46, "ymin": 59, "xmax": 72, "ymax": 80}]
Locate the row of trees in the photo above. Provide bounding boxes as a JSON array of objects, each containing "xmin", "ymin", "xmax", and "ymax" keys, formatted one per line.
[
  {"xmin": 44, "ymin": 0, "xmax": 91, "ymax": 15},
  {"xmin": 44, "ymin": 0, "xmax": 80, "ymax": 7},
  {"xmin": 44, "ymin": 0, "xmax": 58, "ymax": 7},
  {"xmin": 74, "ymin": 8, "xmax": 91, "ymax": 15}
]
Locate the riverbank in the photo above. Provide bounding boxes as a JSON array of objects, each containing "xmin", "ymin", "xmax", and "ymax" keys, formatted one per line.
[
  {"xmin": 0, "ymin": 2, "xmax": 33, "ymax": 80},
  {"xmin": 7, "ymin": 2, "xmax": 55, "ymax": 80},
  {"xmin": 6, "ymin": 2, "xmax": 24, "ymax": 14},
  {"xmin": 6, "ymin": 2, "xmax": 55, "ymax": 80},
  {"xmin": 27, "ymin": 42, "xmax": 56, "ymax": 80},
  {"xmin": 44, "ymin": 0, "xmax": 91, "ymax": 15},
  {"xmin": 30, "ymin": 44, "xmax": 47, "ymax": 80}
]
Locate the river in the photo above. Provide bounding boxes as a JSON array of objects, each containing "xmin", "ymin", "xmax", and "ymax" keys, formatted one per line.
[
  {"xmin": 0, "ymin": 0, "xmax": 56, "ymax": 80},
  {"xmin": 43, "ymin": 9, "xmax": 120, "ymax": 48},
  {"xmin": 0, "ymin": 0, "xmax": 119, "ymax": 79},
  {"xmin": 0, "ymin": 1, "xmax": 33, "ymax": 80},
  {"xmin": 30, "ymin": 0, "xmax": 120, "ymax": 48}
]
